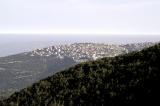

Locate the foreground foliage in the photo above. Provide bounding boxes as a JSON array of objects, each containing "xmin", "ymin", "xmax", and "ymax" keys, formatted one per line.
[{"xmin": 1, "ymin": 44, "xmax": 160, "ymax": 106}]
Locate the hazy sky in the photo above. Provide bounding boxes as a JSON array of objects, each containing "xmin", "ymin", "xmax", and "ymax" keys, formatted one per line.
[{"xmin": 0, "ymin": 0, "xmax": 160, "ymax": 35}]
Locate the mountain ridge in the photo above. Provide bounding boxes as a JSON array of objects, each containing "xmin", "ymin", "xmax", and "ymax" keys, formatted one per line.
[
  {"xmin": 0, "ymin": 42, "xmax": 155, "ymax": 99},
  {"xmin": 1, "ymin": 43, "xmax": 160, "ymax": 105}
]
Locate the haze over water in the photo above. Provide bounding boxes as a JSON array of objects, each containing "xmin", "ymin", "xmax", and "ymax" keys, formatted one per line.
[{"xmin": 0, "ymin": 34, "xmax": 159, "ymax": 57}]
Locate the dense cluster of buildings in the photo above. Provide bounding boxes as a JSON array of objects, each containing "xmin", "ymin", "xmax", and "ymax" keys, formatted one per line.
[{"xmin": 28, "ymin": 42, "xmax": 154, "ymax": 62}]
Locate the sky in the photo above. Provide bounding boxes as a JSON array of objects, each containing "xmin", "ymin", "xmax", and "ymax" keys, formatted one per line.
[
  {"xmin": 0, "ymin": 0, "xmax": 160, "ymax": 57},
  {"xmin": 0, "ymin": 0, "xmax": 160, "ymax": 35}
]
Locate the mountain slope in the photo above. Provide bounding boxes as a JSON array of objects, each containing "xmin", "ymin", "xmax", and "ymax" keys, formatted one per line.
[
  {"xmin": 0, "ymin": 42, "xmax": 155, "ymax": 99},
  {"xmin": 1, "ymin": 43, "xmax": 160, "ymax": 106}
]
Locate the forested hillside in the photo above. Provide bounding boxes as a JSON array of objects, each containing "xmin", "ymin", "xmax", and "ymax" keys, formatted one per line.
[
  {"xmin": 0, "ymin": 42, "xmax": 153, "ymax": 99},
  {"xmin": 1, "ymin": 43, "xmax": 160, "ymax": 106}
]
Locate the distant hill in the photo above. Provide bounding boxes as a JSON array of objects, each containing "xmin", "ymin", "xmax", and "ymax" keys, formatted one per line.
[
  {"xmin": 1, "ymin": 43, "xmax": 160, "ymax": 105},
  {"xmin": 0, "ymin": 42, "xmax": 155, "ymax": 99}
]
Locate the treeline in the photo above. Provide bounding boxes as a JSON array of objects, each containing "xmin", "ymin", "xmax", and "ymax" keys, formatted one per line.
[{"xmin": 1, "ymin": 43, "xmax": 160, "ymax": 106}]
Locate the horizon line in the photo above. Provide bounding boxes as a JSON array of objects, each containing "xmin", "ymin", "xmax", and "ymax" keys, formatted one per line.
[{"xmin": 0, "ymin": 29, "xmax": 160, "ymax": 36}]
